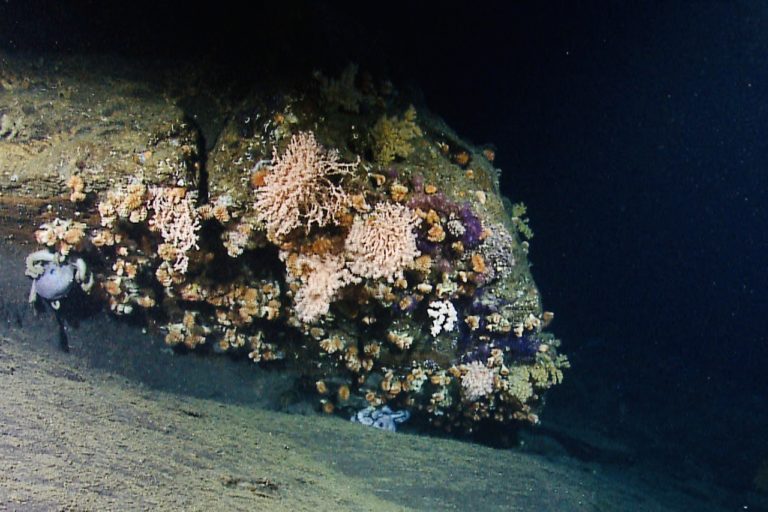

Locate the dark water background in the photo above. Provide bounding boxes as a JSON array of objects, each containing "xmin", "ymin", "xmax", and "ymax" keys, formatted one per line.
[{"xmin": 2, "ymin": 0, "xmax": 766, "ymax": 495}]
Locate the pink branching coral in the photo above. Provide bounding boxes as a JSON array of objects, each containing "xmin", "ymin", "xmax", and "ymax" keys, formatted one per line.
[
  {"xmin": 255, "ymin": 132, "xmax": 358, "ymax": 240},
  {"xmin": 344, "ymin": 202, "xmax": 421, "ymax": 282},
  {"xmin": 148, "ymin": 186, "xmax": 201, "ymax": 274},
  {"xmin": 461, "ymin": 361, "xmax": 495, "ymax": 401},
  {"xmin": 283, "ymin": 252, "xmax": 359, "ymax": 324}
]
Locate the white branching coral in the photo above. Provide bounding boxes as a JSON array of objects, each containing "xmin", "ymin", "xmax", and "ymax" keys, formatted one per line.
[
  {"xmin": 148, "ymin": 186, "xmax": 201, "ymax": 274},
  {"xmin": 255, "ymin": 131, "xmax": 358, "ymax": 240},
  {"xmin": 461, "ymin": 361, "xmax": 495, "ymax": 401},
  {"xmin": 344, "ymin": 202, "xmax": 421, "ymax": 282},
  {"xmin": 427, "ymin": 299, "xmax": 457, "ymax": 337},
  {"xmin": 283, "ymin": 252, "xmax": 360, "ymax": 324}
]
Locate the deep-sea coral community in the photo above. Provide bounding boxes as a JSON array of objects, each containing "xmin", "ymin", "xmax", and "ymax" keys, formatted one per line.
[{"xmin": 25, "ymin": 66, "xmax": 567, "ymax": 433}]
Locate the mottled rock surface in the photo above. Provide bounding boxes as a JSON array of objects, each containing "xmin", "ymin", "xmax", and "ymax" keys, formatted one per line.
[{"xmin": 0, "ymin": 53, "xmax": 201, "ymax": 200}]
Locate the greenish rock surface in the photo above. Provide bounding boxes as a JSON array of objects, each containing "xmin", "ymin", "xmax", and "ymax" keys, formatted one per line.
[{"xmin": 0, "ymin": 54, "xmax": 201, "ymax": 199}]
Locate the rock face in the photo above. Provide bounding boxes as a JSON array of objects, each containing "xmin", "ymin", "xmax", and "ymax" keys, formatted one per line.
[
  {"xmin": 0, "ymin": 54, "xmax": 201, "ymax": 200},
  {"xmin": 4, "ymin": 56, "xmax": 567, "ymax": 433}
]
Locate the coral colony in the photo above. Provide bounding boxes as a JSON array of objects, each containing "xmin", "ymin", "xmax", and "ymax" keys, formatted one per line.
[{"xmin": 26, "ymin": 66, "xmax": 568, "ymax": 433}]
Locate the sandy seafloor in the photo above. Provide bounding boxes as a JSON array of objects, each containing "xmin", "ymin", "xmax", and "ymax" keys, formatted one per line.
[{"xmin": 0, "ymin": 243, "xmax": 748, "ymax": 511}]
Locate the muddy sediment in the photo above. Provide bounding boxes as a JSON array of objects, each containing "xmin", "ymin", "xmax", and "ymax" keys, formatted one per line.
[{"xmin": 0, "ymin": 243, "xmax": 733, "ymax": 511}]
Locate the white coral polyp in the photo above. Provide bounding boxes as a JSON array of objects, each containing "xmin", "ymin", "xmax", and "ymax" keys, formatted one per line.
[
  {"xmin": 461, "ymin": 361, "xmax": 495, "ymax": 401},
  {"xmin": 427, "ymin": 300, "xmax": 457, "ymax": 337}
]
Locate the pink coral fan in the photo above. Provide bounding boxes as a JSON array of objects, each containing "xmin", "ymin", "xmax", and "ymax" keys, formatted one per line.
[
  {"xmin": 344, "ymin": 202, "xmax": 421, "ymax": 282},
  {"xmin": 255, "ymin": 132, "xmax": 358, "ymax": 240},
  {"xmin": 148, "ymin": 186, "xmax": 200, "ymax": 274},
  {"xmin": 284, "ymin": 252, "xmax": 359, "ymax": 324}
]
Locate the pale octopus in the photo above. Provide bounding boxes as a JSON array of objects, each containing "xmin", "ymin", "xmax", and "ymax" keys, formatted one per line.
[{"xmin": 25, "ymin": 250, "xmax": 93, "ymax": 310}]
